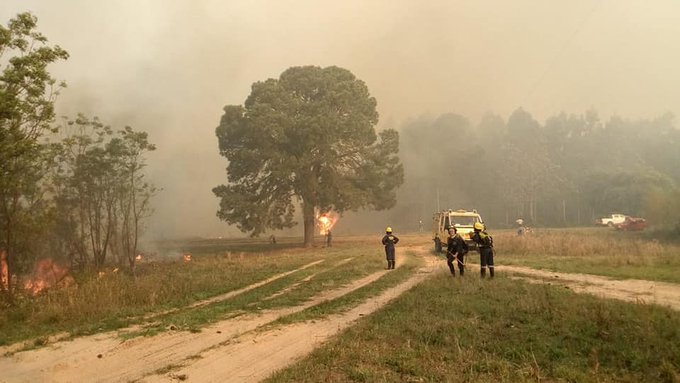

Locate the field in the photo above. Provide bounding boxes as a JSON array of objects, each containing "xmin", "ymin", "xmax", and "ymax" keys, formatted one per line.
[
  {"xmin": 498, "ymin": 228, "xmax": 680, "ymax": 283},
  {"xmin": 1, "ymin": 230, "xmax": 679, "ymax": 382}
]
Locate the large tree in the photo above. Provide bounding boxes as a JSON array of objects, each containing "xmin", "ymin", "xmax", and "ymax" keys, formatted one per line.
[
  {"xmin": 214, "ymin": 66, "xmax": 403, "ymax": 246},
  {"xmin": 0, "ymin": 13, "xmax": 68, "ymax": 295}
]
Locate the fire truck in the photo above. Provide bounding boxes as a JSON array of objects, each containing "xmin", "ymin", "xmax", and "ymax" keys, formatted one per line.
[{"xmin": 432, "ymin": 209, "xmax": 484, "ymax": 252}]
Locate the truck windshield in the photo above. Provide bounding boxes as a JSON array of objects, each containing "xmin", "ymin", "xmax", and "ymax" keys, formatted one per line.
[{"xmin": 450, "ymin": 216, "xmax": 479, "ymax": 226}]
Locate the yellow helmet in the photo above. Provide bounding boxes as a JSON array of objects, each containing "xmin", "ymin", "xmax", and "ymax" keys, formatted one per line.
[
  {"xmin": 385, "ymin": 227, "xmax": 393, "ymax": 233},
  {"xmin": 473, "ymin": 222, "xmax": 485, "ymax": 231}
]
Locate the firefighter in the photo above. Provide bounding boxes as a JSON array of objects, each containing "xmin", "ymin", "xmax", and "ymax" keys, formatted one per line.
[
  {"xmin": 325, "ymin": 230, "xmax": 332, "ymax": 247},
  {"xmin": 470, "ymin": 222, "xmax": 495, "ymax": 278},
  {"xmin": 446, "ymin": 227, "xmax": 468, "ymax": 277},
  {"xmin": 381, "ymin": 227, "xmax": 399, "ymax": 270},
  {"xmin": 433, "ymin": 233, "xmax": 442, "ymax": 252}
]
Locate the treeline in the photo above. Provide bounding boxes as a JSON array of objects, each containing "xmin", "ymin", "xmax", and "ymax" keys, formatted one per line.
[
  {"xmin": 1, "ymin": 13, "xmax": 157, "ymax": 297},
  {"xmin": 393, "ymin": 108, "xmax": 680, "ymax": 234}
]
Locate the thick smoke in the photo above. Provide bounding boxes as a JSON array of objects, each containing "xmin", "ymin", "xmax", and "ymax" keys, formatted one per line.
[{"xmin": 2, "ymin": 0, "xmax": 680, "ymax": 238}]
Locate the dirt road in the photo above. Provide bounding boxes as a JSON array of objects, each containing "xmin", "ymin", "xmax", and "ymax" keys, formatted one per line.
[
  {"xmin": 503, "ymin": 265, "xmax": 680, "ymax": 311},
  {"xmin": 2, "ymin": 251, "xmax": 679, "ymax": 383}
]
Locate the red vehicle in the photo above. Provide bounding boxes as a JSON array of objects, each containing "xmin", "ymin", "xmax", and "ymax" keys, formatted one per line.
[{"xmin": 614, "ymin": 216, "xmax": 647, "ymax": 231}]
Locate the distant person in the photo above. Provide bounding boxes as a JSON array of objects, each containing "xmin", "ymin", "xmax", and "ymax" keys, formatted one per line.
[
  {"xmin": 470, "ymin": 222, "xmax": 495, "ymax": 278},
  {"xmin": 515, "ymin": 218, "xmax": 525, "ymax": 236},
  {"xmin": 433, "ymin": 233, "xmax": 442, "ymax": 252},
  {"xmin": 381, "ymin": 227, "xmax": 400, "ymax": 270},
  {"xmin": 269, "ymin": 234, "xmax": 277, "ymax": 244},
  {"xmin": 325, "ymin": 230, "xmax": 332, "ymax": 247},
  {"xmin": 418, "ymin": 219, "xmax": 424, "ymax": 232},
  {"xmin": 446, "ymin": 227, "xmax": 468, "ymax": 277}
]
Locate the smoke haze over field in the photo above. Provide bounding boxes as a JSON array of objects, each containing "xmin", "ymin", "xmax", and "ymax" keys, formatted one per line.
[{"xmin": 2, "ymin": 1, "xmax": 680, "ymax": 238}]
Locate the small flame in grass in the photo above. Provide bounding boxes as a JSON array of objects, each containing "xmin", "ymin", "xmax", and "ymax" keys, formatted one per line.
[
  {"xmin": 183, "ymin": 253, "xmax": 192, "ymax": 263},
  {"xmin": 135, "ymin": 254, "xmax": 142, "ymax": 261},
  {"xmin": 317, "ymin": 213, "xmax": 339, "ymax": 235},
  {"xmin": 98, "ymin": 268, "xmax": 120, "ymax": 279},
  {"xmin": 23, "ymin": 259, "xmax": 74, "ymax": 296}
]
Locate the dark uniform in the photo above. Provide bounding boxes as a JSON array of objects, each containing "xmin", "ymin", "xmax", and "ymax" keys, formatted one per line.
[
  {"xmin": 470, "ymin": 227, "xmax": 494, "ymax": 278},
  {"xmin": 446, "ymin": 230, "xmax": 468, "ymax": 276},
  {"xmin": 381, "ymin": 230, "xmax": 399, "ymax": 270},
  {"xmin": 433, "ymin": 233, "xmax": 442, "ymax": 252}
]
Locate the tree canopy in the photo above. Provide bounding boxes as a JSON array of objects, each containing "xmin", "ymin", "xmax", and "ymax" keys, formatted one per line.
[{"xmin": 214, "ymin": 65, "xmax": 403, "ymax": 246}]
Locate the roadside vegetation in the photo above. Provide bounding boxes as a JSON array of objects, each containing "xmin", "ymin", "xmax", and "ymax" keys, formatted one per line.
[
  {"xmin": 0, "ymin": 242, "xmax": 324, "ymax": 347},
  {"xmin": 494, "ymin": 228, "xmax": 680, "ymax": 283},
  {"xmin": 267, "ymin": 271, "xmax": 680, "ymax": 383}
]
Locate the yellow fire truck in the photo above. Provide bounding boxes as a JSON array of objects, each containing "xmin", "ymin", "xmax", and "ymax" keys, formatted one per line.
[{"xmin": 432, "ymin": 209, "xmax": 484, "ymax": 252}]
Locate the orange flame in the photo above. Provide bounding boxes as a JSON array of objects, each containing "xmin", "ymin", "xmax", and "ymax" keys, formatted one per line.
[
  {"xmin": 317, "ymin": 213, "xmax": 338, "ymax": 235},
  {"xmin": 135, "ymin": 254, "xmax": 142, "ymax": 261},
  {"xmin": 1, "ymin": 249, "xmax": 8, "ymax": 291},
  {"xmin": 23, "ymin": 259, "xmax": 75, "ymax": 296},
  {"xmin": 183, "ymin": 253, "xmax": 192, "ymax": 262},
  {"xmin": 98, "ymin": 267, "xmax": 120, "ymax": 279}
]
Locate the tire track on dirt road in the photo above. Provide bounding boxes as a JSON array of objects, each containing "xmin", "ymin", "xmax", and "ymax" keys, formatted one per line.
[
  {"xmin": 503, "ymin": 265, "xmax": 680, "ymax": 311},
  {"xmin": 258, "ymin": 257, "xmax": 354, "ymax": 302},
  {"xmin": 0, "ymin": 255, "xmax": 424, "ymax": 383},
  {"xmin": 140, "ymin": 247, "xmax": 439, "ymax": 383},
  {"xmin": 144, "ymin": 259, "xmax": 329, "ymax": 319}
]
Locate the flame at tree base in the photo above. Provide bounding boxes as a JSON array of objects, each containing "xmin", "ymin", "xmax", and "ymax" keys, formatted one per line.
[
  {"xmin": 317, "ymin": 212, "xmax": 339, "ymax": 235},
  {"xmin": 1, "ymin": 249, "xmax": 8, "ymax": 291}
]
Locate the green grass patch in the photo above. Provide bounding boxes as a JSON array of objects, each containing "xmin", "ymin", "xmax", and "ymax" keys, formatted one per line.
[
  {"xmin": 129, "ymin": 246, "xmax": 390, "ymax": 336},
  {"xmin": 266, "ymin": 273, "xmax": 680, "ymax": 382},
  {"xmin": 269, "ymin": 251, "xmax": 423, "ymax": 327}
]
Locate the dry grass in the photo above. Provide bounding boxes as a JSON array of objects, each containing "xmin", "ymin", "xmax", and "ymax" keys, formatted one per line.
[
  {"xmin": 0, "ymin": 245, "xmax": 325, "ymax": 346},
  {"xmin": 496, "ymin": 228, "xmax": 674, "ymax": 258},
  {"xmin": 492, "ymin": 228, "xmax": 680, "ymax": 283}
]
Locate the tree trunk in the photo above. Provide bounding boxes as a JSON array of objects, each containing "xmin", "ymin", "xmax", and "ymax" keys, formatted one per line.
[{"xmin": 303, "ymin": 202, "xmax": 315, "ymax": 248}]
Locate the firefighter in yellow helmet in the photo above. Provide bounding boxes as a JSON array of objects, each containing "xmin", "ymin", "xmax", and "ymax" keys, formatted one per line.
[
  {"xmin": 470, "ymin": 222, "xmax": 495, "ymax": 278},
  {"xmin": 381, "ymin": 227, "xmax": 399, "ymax": 270}
]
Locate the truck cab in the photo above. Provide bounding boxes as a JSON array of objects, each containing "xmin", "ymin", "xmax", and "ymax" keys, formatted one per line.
[
  {"xmin": 432, "ymin": 209, "xmax": 484, "ymax": 252},
  {"xmin": 596, "ymin": 214, "xmax": 627, "ymax": 227}
]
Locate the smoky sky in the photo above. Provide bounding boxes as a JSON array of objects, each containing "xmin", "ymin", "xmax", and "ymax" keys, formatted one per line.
[{"xmin": 2, "ymin": 0, "xmax": 680, "ymax": 239}]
